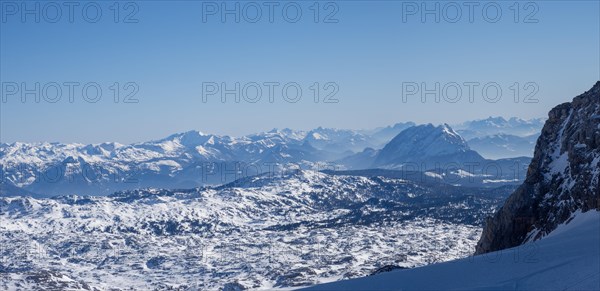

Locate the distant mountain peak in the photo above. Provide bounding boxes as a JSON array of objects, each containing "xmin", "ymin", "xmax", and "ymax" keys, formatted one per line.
[
  {"xmin": 373, "ymin": 123, "xmax": 481, "ymax": 168},
  {"xmin": 162, "ymin": 130, "xmax": 208, "ymax": 140},
  {"xmin": 161, "ymin": 130, "xmax": 214, "ymax": 147},
  {"xmin": 485, "ymin": 116, "xmax": 508, "ymax": 123}
]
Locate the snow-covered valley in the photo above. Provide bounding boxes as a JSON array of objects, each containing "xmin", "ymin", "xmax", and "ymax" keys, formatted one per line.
[{"xmin": 0, "ymin": 170, "xmax": 509, "ymax": 290}]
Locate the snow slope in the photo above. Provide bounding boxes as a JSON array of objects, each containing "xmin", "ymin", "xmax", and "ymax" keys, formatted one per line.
[{"xmin": 302, "ymin": 210, "xmax": 600, "ymax": 291}]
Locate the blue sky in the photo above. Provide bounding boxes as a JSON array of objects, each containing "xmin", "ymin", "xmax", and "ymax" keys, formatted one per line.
[{"xmin": 1, "ymin": 1, "xmax": 599, "ymax": 144}]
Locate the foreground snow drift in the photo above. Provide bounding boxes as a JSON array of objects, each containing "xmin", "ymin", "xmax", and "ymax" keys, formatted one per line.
[{"xmin": 303, "ymin": 210, "xmax": 600, "ymax": 291}]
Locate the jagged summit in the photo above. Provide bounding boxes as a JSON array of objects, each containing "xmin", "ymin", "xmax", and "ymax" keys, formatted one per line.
[
  {"xmin": 588, "ymin": 80, "xmax": 600, "ymax": 92},
  {"xmin": 476, "ymin": 81, "xmax": 600, "ymax": 254}
]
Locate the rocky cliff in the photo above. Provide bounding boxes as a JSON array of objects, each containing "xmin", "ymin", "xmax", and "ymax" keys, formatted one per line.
[{"xmin": 476, "ymin": 81, "xmax": 600, "ymax": 254}]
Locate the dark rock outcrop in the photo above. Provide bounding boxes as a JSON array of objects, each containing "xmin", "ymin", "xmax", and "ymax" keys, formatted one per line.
[
  {"xmin": 475, "ymin": 81, "xmax": 600, "ymax": 254},
  {"xmin": 369, "ymin": 265, "xmax": 408, "ymax": 276}
]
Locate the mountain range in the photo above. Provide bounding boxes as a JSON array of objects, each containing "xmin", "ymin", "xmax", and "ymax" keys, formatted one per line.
[{"xmin": 0, "ymin": 118, "xmax": 541, "ymax": 197}]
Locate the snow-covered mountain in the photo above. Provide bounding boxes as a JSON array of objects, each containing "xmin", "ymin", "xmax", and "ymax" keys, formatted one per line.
[
  {"xmin": 374, "ymin": 123, "xmax": 481, "ymax": 168},
  {"xmin": 334, "ymin": 124, "xmax": 530, "ymax": 187},
  {"xmin": 338, "ymin": 123, "xmax": 476, "ymax": 171},
  {"xmin": 0, "ymin": 130, "xmax": 327, "ymax": 196},
  {"xmin": 0, "ymin": 170, "xmax": 512, "ymax": 290}
]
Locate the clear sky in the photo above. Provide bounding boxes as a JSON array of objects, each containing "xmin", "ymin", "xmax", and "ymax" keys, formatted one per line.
[{"xmin": 1, "ymin": 1, "xmax": 599, "ymax": 144}]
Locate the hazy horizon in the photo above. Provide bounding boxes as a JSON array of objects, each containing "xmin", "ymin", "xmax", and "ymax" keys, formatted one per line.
[{"xmin": 0, "ymin": 114, "xmax": 549, "ymax": 145}]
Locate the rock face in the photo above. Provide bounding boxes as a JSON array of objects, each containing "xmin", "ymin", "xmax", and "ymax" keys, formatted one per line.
[{"xmin": 475, "ymin": 82, "xmax": 600, "ymax": 254}]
